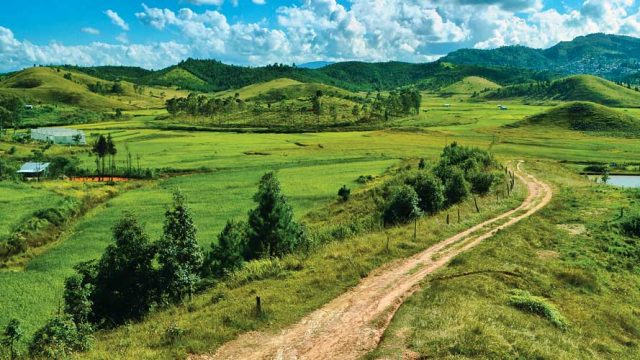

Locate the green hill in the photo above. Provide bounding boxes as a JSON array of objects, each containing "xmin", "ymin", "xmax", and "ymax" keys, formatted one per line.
[
  {"xmin": 0, "ymin": 67, "xmax": 188, "ymax": 111},
  {"xmin": 439, "ymin": 76, "xmax": 501, "ymax": 94},
  {"xmin": 513, "ymin": 101, "xmax": 640, "ymax": 136},
  {"xmin": 214, "ymin": 78, "xmax": 304, "ymax": 99},
  {"xmin": 486, "ymin": 75, "xmax": 640, "ymax": 107}
]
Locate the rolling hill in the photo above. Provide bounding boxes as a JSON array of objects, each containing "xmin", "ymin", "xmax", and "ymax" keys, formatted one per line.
[
  {"xmin": 439, "ymin": 76, "xmax": 501, "ymax": 95},
  {"xmin": 512, "ymin": 101, "xmax": 640, "ymax": 136},
  {"xmin": 485, "ymin": 75, "xmax": 640, "ymax": 107},
  {"xmin": 0, "ymin": 67, "xmax": 188, "ymax": 111}
]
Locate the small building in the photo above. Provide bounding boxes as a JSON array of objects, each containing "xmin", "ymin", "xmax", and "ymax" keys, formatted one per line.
[
  {"xmin": 17, "ymin": 162, "xmax": 50, "ymax": 180},
  {"xmin": 31, "ymin": 127, "xmax": 86, "ymax": 145},
  {"xmin": 498, "ymin": 105, "xmax": 508, "ymax": 110},
  {"xmin": 24, "ymin": 104, "xmax": 34, "ymax": 110}
]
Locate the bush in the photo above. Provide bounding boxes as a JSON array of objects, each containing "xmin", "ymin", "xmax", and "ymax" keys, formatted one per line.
[
  {"xmin": 442, "ymin": 167, "xmax": 470, "ymax": 206},
  {"xmin": 409, "ymin": 172, "xmax": 445, "ymax": 214},
  {"xmin": 338, "ymin": 185, "xmax": 351, "ymax": 201},
  {"xmin": 507, "ymin": 289, "xmax": 567, "ymax": 329},
  {"xmin": 584, "ymin": 164, "xmax": 608, "ymax": 174},
  {"xmin": 621, "ymin": 213, "xmax": 640, "ymax": 238},
  {"xmin": 34, "ymin": 208, "xmax": 66, "ymax": 226},
  {"xmin": 469, "ymin": 171, "xmax": 495, "ymax": 195},
  {"xmin": 383, "ymin": 185, "xmax": 421, "ymax": 225},
  {"xmin": 29, "ymin": 315, "xmax": 93, "ymax": 358}
]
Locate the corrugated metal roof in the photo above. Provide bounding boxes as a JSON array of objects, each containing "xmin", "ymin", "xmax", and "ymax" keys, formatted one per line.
[
  {"xmin": 31, "ymin": 128, "xmax": 84, "ymax": 136},
  {"xmin": 17, "ymin": 162, "xmax": 50, "ymax": 173}
]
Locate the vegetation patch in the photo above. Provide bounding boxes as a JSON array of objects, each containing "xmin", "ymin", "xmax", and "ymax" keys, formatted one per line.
[{"xmin": 507, "ymin": 289, "xmax": 568, "ymax": 329}]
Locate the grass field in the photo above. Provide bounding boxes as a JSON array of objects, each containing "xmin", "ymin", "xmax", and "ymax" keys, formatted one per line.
[
  {"xmin": 2, "ymin": 80, "xmax": 640, "ymax": 359},
  {"xmin": 370, "ymin": 161, "xmax": 640, "ymax": 359}
]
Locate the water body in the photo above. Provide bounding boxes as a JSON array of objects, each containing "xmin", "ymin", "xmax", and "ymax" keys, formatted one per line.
[{"xmin": 607, "ymin": 175, "xmax": 640, "ymax": 188}]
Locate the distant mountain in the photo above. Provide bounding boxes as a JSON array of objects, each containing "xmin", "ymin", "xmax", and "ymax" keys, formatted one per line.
[
  {"xmin": 297, "ymin": 61, "xmax": 335, "ymax": 69},
  {"xmin": 442, "ymin": 33, "xmax": 640, "ymax": 82},
  {"xmin": 62, "ymin": 58, "xmax": 554, "ymax": 93}
]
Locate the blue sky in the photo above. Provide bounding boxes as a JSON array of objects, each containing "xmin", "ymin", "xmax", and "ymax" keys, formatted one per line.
[{"xmin": 1, "ymin": 0, "xmax": 639, "ymax": 71}]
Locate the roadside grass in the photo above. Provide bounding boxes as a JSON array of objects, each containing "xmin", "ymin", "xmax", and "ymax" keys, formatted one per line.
[
  {"xmin": 81, "ymin": 176, "xmax": 525, "ymax": 359},
  {"xmin": 369, "ymin": 161, "xmax": 640, "ymax": 359}
]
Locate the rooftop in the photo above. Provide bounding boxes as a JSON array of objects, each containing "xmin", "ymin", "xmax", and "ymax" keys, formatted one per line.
[
  {"xmin": 17, "ymin": 162, "xmax": 50, "ymax": 173},
  {"xmin": 31, "ymin": 127, "xmax": 84, "ymax": 136}
]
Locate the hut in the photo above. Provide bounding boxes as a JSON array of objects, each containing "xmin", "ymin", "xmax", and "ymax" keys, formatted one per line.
[
  {"xmin": 31, "ymin": 128, "xmax": 86, "ymax": 145},
  {"xmin": 17, "ymin": 162, "xmax": 50, "ymax": 180}
]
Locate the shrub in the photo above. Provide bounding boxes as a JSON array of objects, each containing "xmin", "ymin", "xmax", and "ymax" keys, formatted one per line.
[
  {"xmin": 507, "ymin": 289, "xmax": 567, "ymax": 329},
  {"xmin": 469, "ymin": 172, "xmax": 495, "ymax": 195},
  {"xmin": 383, "ymin": 185, "xmax": 421, "ymax": 225},
  {"xmin": 338, "ymin": 185, "xmax": 351, "ymax": 201},
  {"xmin": 163, "ymin": 323, "xmax": 185, "ymax": 345},
  {"xmin": 409, "ymin": 172, "xmax": 445, "ymax": 214},
  {"xmin": 34, "ymin": 208, "xmax": 66, "ymax": 227},
  {"xmin": 620, "ymin": 213, "xmax": 640, "ymax": 238},
  {"xmin": 443, "ymin": 167, "xmax": 471, "ymax": 206},
  {"xmin": 29, "ymin": 315, "xmax": 93, "ymax": 358}
]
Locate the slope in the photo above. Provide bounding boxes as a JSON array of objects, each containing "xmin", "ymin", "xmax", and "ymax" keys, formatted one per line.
[
  {"xmin": 512, "ymin": 101, "xmax": 640, "ymax": 136},
  {"xmin": 0, "ymin": 67, "xmax": 187, "ymax": 110},
  {"xmin": 440, "ymin": 76, "xmax": 501, "ymax": 95},
  {"xmin": 486, "ymin": 75, "xmax": 640, "ymax": 108}
]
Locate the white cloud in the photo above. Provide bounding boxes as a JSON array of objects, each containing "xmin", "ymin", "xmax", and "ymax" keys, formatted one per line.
[
  {"xmin": 3, "ymin": 1, "xmax": 640, "ymax": 72},
  {"xmin": 105, "ymin": 9, "xmax": 130, "ymax": 31},
  {"xmin": 252, "ymin": 0, "xmax": 266, "ymax": 4},
  {"xmin": 81, "ymin": 27, "xmax": 100, "ymax": 35}
]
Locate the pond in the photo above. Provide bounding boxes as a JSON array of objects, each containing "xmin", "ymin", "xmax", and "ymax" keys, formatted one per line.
[{"xmin": 606, "ymin": 175, "xmax": 640, "ymax": 188}]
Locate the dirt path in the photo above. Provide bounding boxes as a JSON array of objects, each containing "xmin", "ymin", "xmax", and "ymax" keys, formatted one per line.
[{"xmin": 199, "ymin": 162, "xmax": 552, "ymax": 360}]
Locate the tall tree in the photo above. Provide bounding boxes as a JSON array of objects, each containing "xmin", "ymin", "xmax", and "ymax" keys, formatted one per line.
[
  {"xmin": 205, "ymin": 220, "xmax": 247, "ymax": 276},
  {"xmin": 157, "ymin": 190, "xmax": 204, "ymax": 302},
  {"xmin": 88, "ymin": 212, "xmax": 157, "ymax": 324},
  {"xmin": 0, "ymin": 106, "xmax": 10, "ymax": 135},
  {"xmin": 105, "ymin": 134, "xmax": 117, "ymax": 182},
  {"xmin": 246, "ymin": 172, "xmax": 304, "ymax": 259},
  {"xmin": 92, "ymin": 135, "xmax": 108, "ymax": 181}
]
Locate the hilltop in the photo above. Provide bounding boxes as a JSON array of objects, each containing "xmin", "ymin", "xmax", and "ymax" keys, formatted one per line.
[
  {"xmin": 513, "ymin": 101, "xmax": 640, "ymax": 136},
  {"xmin": 442, "ymin": 33, "xmax": 640, "ymax": 82},
  {"xmin": 439, "ymin": 76, "xmax": 501, "ymax": 95},
  {"xmin": 0, "ymin": 67, "xmax": 187, "ymax": 111},
  {"xmin": 485, "ymin": 75, "xmax": 640, "ymax": 107}
]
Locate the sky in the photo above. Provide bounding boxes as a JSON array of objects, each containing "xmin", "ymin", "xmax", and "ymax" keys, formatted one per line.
[{"xmin": 1, "ymin": 0, "xmax": 640, "ymax": 72}]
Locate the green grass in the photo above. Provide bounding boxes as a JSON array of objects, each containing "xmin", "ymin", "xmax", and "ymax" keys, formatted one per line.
[
  {"xmin": 440, "ymin": 76, "xmax": 501, "ymax": 95},
  {"xmin": 0, "ymin": 182, "xmax": 64, "ymax": 239},
  {"xmin": 514, "ymin": 101, "xmax": 640, "ymax": 137},
  {"xmin": 370, "ymin": 161, "xmax": 640, "ymax": 359}
]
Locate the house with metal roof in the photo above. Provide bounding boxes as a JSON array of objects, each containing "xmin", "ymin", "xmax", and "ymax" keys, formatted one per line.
[
  {"xmin": 17, "ymin": 162, "xmax": 50, "ymax": 180},
  {"xmin": 31, "ymin": 128, "xmax": 86, "ymax": 145}
]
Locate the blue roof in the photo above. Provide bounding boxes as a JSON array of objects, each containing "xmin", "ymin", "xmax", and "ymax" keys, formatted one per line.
[{"xmin": 17, "ymin": 162, "xmax": 50, "ymax": 173}]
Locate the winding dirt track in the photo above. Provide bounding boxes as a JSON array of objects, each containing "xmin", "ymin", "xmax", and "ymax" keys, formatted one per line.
[{"xmin": 199, "ymin": 162, "xmax": 552, "ymax": 360}]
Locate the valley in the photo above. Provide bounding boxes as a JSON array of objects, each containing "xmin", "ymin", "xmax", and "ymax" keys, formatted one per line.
[{"xmin": 1, "ymin": 33, "xmax": 640, "ymax": 360}]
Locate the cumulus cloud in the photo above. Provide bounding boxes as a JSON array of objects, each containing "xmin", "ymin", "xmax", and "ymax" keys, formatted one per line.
[
  {"xmin": 105, "ymin": 9, "xmax": 130, "ymax": 31},
  {"xmin": 81, "ymin": 27, "xmax": 100, "ymax": 35},
  {"xmin": 3, "ymin": 0, "xmax": 640, "ymax": 72}
]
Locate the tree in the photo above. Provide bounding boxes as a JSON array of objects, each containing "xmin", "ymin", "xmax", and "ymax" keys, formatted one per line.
[
  {"xmin": 63, "ymin": 275, "xmax": 94, "ymax": 325},
  {"xmin": 88, "ymin": 212, "xmax": 157, "ymax": 324},
  {"xmin": 0, "ymin": 106, "xmax": 10, "ymax": 135},
  {"xmin": 601, "ymin": 170, "xmax": 610, "ymax": 184},
  {"xmin": 383, "ymin": 185, "xmax": 422, "ymax": 225},
  {"xmin": 411, "ymin": 173, "xmax": 445, "ymax": 214},
  {"xmin": 443, "ymin": 167, "xmax": 471, "ymax": 206},
  {"xmin": 91, "ymin": 135, "xmax": 108, "ymax": 181},
  {"xmin": 418, "ymin": 158, "xmax": 426, "ymax": 170},
  {"xmin": 246, "ymin": 172, "xmax": 304, "ymax": 259},
  {"xmin": 29, "ymin": 315, "xmax": 92, "ymax": 359},
  {"xmin": 205, "ymin": 220, "xmax": 247, "ymax": 276},
  {"xmin": 1, "ymin": 319, "xmax": 23, "ymax": 360},
  {"xmin": 106, "ymin": 134, "xmax": 117, "ymax": 182},
  {"xmin": 338, "ymin": 185, "xmax": 351, "ymax": 202},
  {"xmin": 157, "ymin": 190, "xmax": 204, "ymax": 302},
  {"xmin": 469, "ymin": 172, "xmax": 495, "ymax": 195}
]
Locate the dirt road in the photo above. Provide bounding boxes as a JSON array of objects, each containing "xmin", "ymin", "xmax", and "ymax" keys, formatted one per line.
[{"xmin": 200, "ymin": 162, "xmax": 552, "ymax": 360}]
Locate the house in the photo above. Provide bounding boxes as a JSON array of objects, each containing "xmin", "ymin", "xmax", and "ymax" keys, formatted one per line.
[
  {"xmin": 498, "ymin": 105, "xmax": 508, "ymax": 110},
  {"xmin": 17, "ymin": 162, "xmax": 50, "ymax": 180},
  {"xmin": 31, "ymin": 127, "xmax": 86, "ymax": 145},
  {"xmin": 24, "ymin": 104, "xmax": 34, "ymax": 110}
]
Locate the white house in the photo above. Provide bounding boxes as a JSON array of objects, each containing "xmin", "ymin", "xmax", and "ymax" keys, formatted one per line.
[
  {"xmin": 31, "ymin": 127, "xmax": 86, "ymax": 145},
  {"xmin": 17, "ymin": 162, "xmax": 50, "ymax": 180}
]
